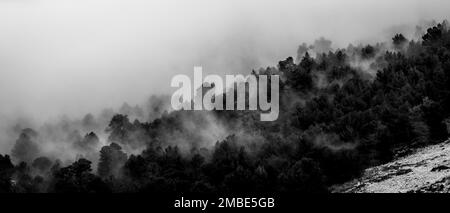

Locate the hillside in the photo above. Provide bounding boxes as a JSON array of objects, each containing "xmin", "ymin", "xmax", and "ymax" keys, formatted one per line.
[{"xmin": 332, "ymin": 140, "xmax": 450, "ymax": 193}]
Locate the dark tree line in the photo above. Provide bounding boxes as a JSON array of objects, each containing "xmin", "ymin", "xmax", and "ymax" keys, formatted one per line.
[{"xmin": 2, "ymin": 22, "xmax": 450, "ymax": 193}]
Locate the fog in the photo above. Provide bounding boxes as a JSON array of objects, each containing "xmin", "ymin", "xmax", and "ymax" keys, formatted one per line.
[{"xmin": 1, "ymin": 0, "xmax": 450, "ymax": 124}]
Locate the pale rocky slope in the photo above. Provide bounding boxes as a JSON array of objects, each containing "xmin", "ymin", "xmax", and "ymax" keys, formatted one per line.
[{"xmin": 332, "ymin": 140, "xmax": 450, "ymax": 193}]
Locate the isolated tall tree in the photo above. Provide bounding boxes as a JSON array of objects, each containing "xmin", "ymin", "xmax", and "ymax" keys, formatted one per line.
[
  {"xmin": 97, "ymin": 143, "xmax": 127, "ymax": 178},
  {"xmin": 106, "ymin": 114, "xmax": 134, "ymax": 145},
  {"xmin": 393, "ymin": 34, "xmax": 407, "ymax": 47},
  {"xmin": 11, "ymin": 128, "xmax": 40, "ymax": 163},
  {"xmin": 74, "ymin": 132, "xmax": 100, "ymax": 151}
]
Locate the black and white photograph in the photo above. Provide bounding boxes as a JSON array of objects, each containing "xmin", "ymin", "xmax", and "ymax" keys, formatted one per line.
[{"xmin": 1, "ymin": 0, "xmax": 450, "ymax": 210}]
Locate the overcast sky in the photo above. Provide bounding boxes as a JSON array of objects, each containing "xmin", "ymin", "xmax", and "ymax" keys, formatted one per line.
[{"xmin": 1, "ymin": 0, "xmax": 450, "ymax": 120}]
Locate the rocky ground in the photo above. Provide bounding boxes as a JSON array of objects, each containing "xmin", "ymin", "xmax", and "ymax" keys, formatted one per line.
[{"xmin": 332, "ymin": 140, "xmax": 450, "ymax": 193}]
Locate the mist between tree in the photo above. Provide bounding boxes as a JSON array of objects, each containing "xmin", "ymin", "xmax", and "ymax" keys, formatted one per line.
[
  {"xmin": 171, "ymin": 67, "xmax": 280, "ymax": 121},
  {"xmin": 2, "ymin": 20, "xmax": 450, "ymax": 193}
]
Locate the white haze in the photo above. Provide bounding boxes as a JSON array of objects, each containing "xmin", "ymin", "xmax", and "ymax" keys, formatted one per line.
[{"xmin": 1, "ymin": 0, "xmax": 450, "ymax": 152}]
